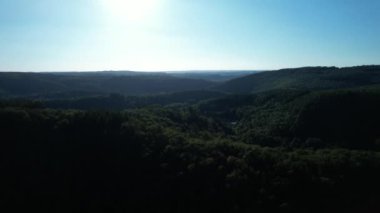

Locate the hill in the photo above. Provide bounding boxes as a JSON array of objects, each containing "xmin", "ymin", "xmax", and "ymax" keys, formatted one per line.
[
  {"xmin": 199, "ymin": 87, "xmax": 380, "ymax": 149},
  {"xmin": 2, "ymin": 67, "xmax": 380, "ymax": 212},
  {"xmin": 0, "ymin": 72, "xmax": 217, "ymax": 98},
  {"xmin": 2, "ymin": 89, "xmax": 380, "ymax": 212},
  {"xmin": 216, "ymin": 65, "xmax": 380, "ymax": 93},
  {"xmin": 167, "ymin": 70, "xmax": 260, "ymax": 81}
]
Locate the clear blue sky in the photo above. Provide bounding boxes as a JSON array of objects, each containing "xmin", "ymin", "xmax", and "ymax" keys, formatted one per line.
[{"xmin": 0, "ymin": 0, "xmax": 379, "ymax": 71}]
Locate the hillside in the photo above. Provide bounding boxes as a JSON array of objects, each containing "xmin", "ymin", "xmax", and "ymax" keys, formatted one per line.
[
  {"xmin": 3, "ymin": 66, "xmax": 380, "ymax": 99},
  {"xmin": 2, "ymin": 67, "xmax": 380, "ymax": 212},
  {"xmin": 2, "ymin": 87, "xmax": 380, "ymax": 212},
  {"xmin": 0, "ymin": 72, "xmax": 217, "ymax": 98},
  {"xmin": 198, "ymin": 87, "xmax": 380, "ymax": 149},
  {"xmin": 216, "ymin": 65, "xmax": 380, "ymax": 93},
  {"xmin": 167, "ymin": 70, "xmax": 260, "ymax": 81}
]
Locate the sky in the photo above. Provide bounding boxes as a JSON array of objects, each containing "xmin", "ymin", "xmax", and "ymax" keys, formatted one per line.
[{"xmin": 0, "ymin": 0, "xmax": 379, "ymax": 71}]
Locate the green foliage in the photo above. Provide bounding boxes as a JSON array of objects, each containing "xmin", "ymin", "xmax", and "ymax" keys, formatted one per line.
[
  {"xmin": 2, "ymin": 66, "xmax": 380, "ymax": 212},
  {"xmin": 293, "ymin": 89, "xmax": 380, "ymax": 149},
  {"xmin": 198, "ymin": 87, "xmax": 380, "ymax": 149},
  {"xmin": 44, "ymin": 90, "xmax": 225, "ymax": 110},
  {"xmin": 1, "ymin": 105, "xmax": 380, "ymax": 212}
]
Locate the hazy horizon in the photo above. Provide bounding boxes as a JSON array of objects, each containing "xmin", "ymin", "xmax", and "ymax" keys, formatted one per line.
[
  {"xmin": 1, "ymin": 65, "xmax": 380, "ymax": 73},
  {"xmin": 1, "ymin": 0, "xmax": 379, "ymax": 71},
  {"xmin": 2, "ymin": 65, "xmax": 379, "ymax": 73}
]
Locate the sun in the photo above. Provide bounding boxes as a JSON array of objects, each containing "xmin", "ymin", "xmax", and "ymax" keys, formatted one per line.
[{"xmin": 102, "ymin": 0, "xmax": 161, "ymax": 22}]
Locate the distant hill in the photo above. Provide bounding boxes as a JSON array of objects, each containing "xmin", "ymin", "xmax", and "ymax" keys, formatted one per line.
[
  {"xmin": 44, "ymin": 90, "xmax": 226, "ymax": 110},
  {"xmin": 167, "ymin": 70, "xmax": 260, "ymax": 81},
  {"xmin": 2, "ymin": 66, "xmax": 380, "ymax": 99},
  {"xmin": 46, "ymin": 70, "xmax": 260, "ymax": 81},
  {"xmin": 0, "ymin": 72, "xmax": 217, "ymax": 98},
  {"xmin": 216, "ymin": 65, "xmax": 380, "ymax": 93}
]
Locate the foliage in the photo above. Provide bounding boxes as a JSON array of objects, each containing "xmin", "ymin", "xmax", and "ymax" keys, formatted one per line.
[
  {"xmin": 2, "ymin": 66, "xmax": 380, "ymax": 212},
  {"xmin": 1, "ymin": 104, "xmax": 380, "ymax": 212}
]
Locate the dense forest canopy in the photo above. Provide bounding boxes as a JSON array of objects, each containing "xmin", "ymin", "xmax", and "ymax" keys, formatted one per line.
[{"xmin": 1, "ymin": 66, "xmax": 380, "ymax": 212}]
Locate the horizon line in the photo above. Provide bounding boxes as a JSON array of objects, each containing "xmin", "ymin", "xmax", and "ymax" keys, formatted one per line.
[{"xmin": 0, "ymin": 64, "xmax": 379, "ymax": 73}]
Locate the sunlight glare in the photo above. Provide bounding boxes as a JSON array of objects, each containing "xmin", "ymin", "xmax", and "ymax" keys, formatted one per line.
[{"xmin": 102, "ymin": 0, "xmax": 161, "ymax": 22}]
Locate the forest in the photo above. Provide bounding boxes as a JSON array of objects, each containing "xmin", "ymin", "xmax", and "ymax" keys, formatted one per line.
[{"xmin": 1, "ymin": 65, "xmax": 380, "ymax": 212}]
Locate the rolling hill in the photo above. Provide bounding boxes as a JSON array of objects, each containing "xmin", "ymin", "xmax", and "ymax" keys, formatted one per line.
[
  {"xmin": 2, "ymin": 66, "xmax": 380, "ymax": 100},
  {"xmin": 2, "ymin": 66, "xmax": 380, "ymax": 212},
  {"xmin": 0, "ymin": 72, "xmax": 217, "ymax": 98},
  {"xmin": 216, "ymin": 65, "xmax": 380, "ymax": 93}
]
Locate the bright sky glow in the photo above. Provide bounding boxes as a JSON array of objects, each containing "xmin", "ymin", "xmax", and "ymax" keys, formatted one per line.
[
  {"xmin": 100, "ymin": 0, "xmax": 161, "ymax": 22},
  {"xmin": 0, "ymin": 0, "xmax": 379, "ymax": 71}
]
